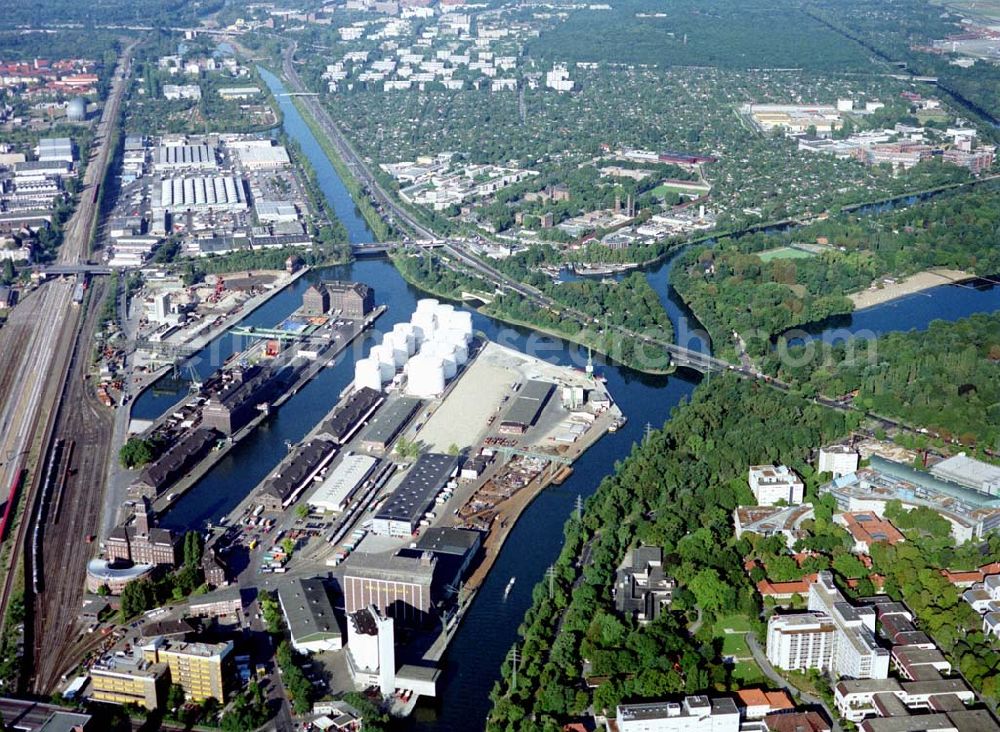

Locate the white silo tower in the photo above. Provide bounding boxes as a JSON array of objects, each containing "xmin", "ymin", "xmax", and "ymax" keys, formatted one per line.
[
  {"xmin": 411, "ymin": 310, "xmax": 436, "ymax": 342},
  {"xmin": 444, "ymin": 330, "xmax": 469, "ymax": 364},
  {"xmin": 392, "ymin": 323, "xmax": 416, "ymax": 356},
  {"xmin": 453, "ymin": 311, "xmax": 474, "ymax": 342},
  {"xmin": 382, "ymin": 332, "xmax": 407, "ymax": 368},
  {"xmin": 406, "ymin": 354, "xmax": 446, "ymax": 397},
  {"xmin": 434, "ymin": 303, "xmax": 455, "ymax": 326},
  {"xmin": 66, "ymin": 97, "xmax": 87, "ymax": 122},
  {"xmin": 425, "ymin": 342, "xmax": 457, "ymax": 379},
  {"xmin": 354, "ymin": 358, "xmax": 383, "ymax": 392},
  {"xmin": 416, "ymin": 298, "xmax": 439, "ymax": 314},
  {"xmin": 371, "ymin": 344, "xmax": 396, "ymax": 375}
]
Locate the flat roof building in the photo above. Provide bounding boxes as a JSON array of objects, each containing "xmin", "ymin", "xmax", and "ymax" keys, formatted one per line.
[
  {"xmin": 498, "ymin": 380, "xmax": 553, "ymax": 435},
  {"xmin": 188, "ymin": 586, "xmax": 242, "ymax": 618},
  {"xmin": 359, "ymin": 396, "xmax": 422, "ymax": 453},
  {"xmin": 414, "ymin": 527, "xmax": 482, "ymax": 591},
  {"xmin": 153, "ymin": 143, "xmax": 216, "ymax": 171},
  {"xmin": 229, "ymin": 139, "xmax": 290, "ymax": 170},
  {"xmin": 36, "ymin": 137, "xmax": 74, "ymax": 163},
  {"xmin": 154, "ymin": 175, "xmax": 247, "ymax": 213},
  {"xmin": 767, "ymin": 613, "xmax": 837, "ymax": 673},
  {"xmin": 616, "ymin": 696, "xmax": 740, "ymax": 732},
  {"xmin": 749, "ymin": 465, "xmax": 805, "ymax": 506},
  {"xmin": 308, "ymin": 454, "xmax": 379, "ymax": 513},
  {"xmin": 278, "ymin": 577, "xmax": 343, "ymax": 653},
  {"xmin": 372, "ymin": 453, "xmax": 458, "ymax": 537},
  {"xmin": 821, "ymin": 457, "xmax": 1000, "ymax": 544},
  {"xmin": 90, "ymin": 655, "xmax": 168, "ymax": 710},
  {"xmin": 819, "ymin": 445, "xmax": 860, "ymax": 478},
  {"xmin": 808, "ymin": 572, "xmax": 890, "ymax": 680},
  {"xmin": 930, "ymin": 453, "xmax": 1000, "ymax": 497},
  {"xmin": 343, "ymin": 550, "xmax": 437, "ymax": 624},
  {"xmin": 142, "ymin": 637, "xmax": 234, "ymax": 703},
  {"xmin": 734, "ymin": 504, "xmax": 814, "ymax": 549},
  {"xmin": 615, "ymin": 545, "xmax": 676, "ymax": 624}
]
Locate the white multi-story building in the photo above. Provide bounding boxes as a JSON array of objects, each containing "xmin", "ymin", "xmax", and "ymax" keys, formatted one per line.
[
  {"xmin": 810, "ymin": 572, "xmax": 889, "ymax": 680},
  {"xmin": 748, "ymin": 465, "xmax": 804, "ymax": 506},
  {"xmin": 818, "ymin": 446, "xmax": 860, "ymax": 478},
  {"xmin": 616, "ymin": 696, "xmax": 740, "ymax": 732},
  {"xmin": 767, "ymin": 573, "xmax": 890, "ymax": 680},
  {"xmin": 766, "ymin": 613, "xmax": 836, "ymax": 672}
]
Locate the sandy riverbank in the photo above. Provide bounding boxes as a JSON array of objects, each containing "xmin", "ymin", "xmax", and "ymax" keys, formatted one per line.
[{"xmin": 849, "ymin": 268, "xmax": 974, "ymax": 310}]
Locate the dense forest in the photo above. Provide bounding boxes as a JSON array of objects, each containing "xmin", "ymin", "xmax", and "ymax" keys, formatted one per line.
[
  {"xmin": 764, "ymin": 313, "xmax": 1000, "ymax": 451},
  {"xmin": 672, "ymin": 184, "xmax": 1000, "ymax": 355},
  {"xmin": 807, "ymin": 0, "xmax": 1000, "ymax": 138},
  {"xmin": 0, "ymin": 0, "xmax": 224, "ymax": 29},
  {"xmin": 487, "ymin": 376, "xmax": 854, "ymax": 730},
  {"xmin": 525, "ymin": 0, "xmax": 872, "ymax": 71}
]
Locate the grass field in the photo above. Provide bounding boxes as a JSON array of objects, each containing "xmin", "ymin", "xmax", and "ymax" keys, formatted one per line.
[
  {"xmin": 717, "ymin": 614, "xmax": 753, "ymax": 632},
  {"xmin": 757, "ymin": 246, "xmax": 817, "ymax": 262},
  {"xmin": 713, "ymin": 614, "xmax": 764, "ymax": 682},
  {"xmin": 651, "ymin": 183, "xmax": 707, "ymax": 198},
  {"xmin": 722, "ymin": 633, "xmax": 750, "ymax": 656}
]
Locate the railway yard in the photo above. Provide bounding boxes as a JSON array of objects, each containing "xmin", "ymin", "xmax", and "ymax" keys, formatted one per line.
[
  {"xmin": 28, "ymin": 277, "xmax": 117, "ymax": 694},
  {"xmin": 0, "ymin": 42, "xmax": 135, "ymax": 694}
]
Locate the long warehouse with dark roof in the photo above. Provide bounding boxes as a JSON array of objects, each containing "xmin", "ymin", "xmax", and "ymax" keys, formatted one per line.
[
  {"xmin": 499, "ymin": 379, "xmax": 554, "ymax": 435},
  {"xmin": 360, "ymin": 396, "xmax": 422, "ymax": 452},
  {"xmin": 373, "ymin": 453, "xmax": 458, "ymax": 537}
]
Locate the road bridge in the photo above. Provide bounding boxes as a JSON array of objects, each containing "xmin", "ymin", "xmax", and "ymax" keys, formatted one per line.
[
  {"xmin": 37, "ymin": 264, "xmax": 113, "ymax": 276},
  {"xmin": 350, "ymin": 239, "xmax": 441, "ymax": 254}
]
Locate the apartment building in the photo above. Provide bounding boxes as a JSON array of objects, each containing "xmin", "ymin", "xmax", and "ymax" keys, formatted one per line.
[
  {"xmin": 89, "ymin": 656, "xmax": 168, "ymax": 710},
  {"xmin": 809, "ymin": 572, "xmax": 890, "ymax": 680},
  {"xmin": 766, "ymin": 613, "xmax": 836, "ymax": 672},
  {"xmin": 142, "ymin": 638, "xmax": 233, "ymax": 703},
  {"xmin": 766, "ymin": 573, "xmax": 889, "ymax": 680}
]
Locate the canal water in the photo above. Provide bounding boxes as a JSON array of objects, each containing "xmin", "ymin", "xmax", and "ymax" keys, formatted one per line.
[
  {"xmin": 137, "ymin": 67, "xmax": 1000, "ymax": 730},
  {"xmin": 789, "ymin": 276, "xmax": 1000, "ymax": 345}
]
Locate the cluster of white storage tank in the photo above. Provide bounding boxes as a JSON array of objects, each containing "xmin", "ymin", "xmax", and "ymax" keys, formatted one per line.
[{"xmin": 353, "ymin": 299, "xmax": 473, "ymax": 397}]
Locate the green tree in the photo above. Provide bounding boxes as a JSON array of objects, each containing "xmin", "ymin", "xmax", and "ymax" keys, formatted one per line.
[
  {"xmin": 166, "ymin": 683, "xmax": 186, "ymax": 710},
  {"xmin": 183, "ymin": 531, "xmax": 203, "ymax": 569},
  {"xmin": 118, "ymin": 437, "xmax": 158, "ymax": 469}
]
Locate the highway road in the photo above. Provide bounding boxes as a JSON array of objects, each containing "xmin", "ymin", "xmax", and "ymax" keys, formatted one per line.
[{"xmin": 0, "ymin": 40, "xmax": 136, "ymax": 681}]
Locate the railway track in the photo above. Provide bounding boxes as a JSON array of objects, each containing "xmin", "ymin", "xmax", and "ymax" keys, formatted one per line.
[
  {"xmin": 29, "ymin": 278, "xmax": 115, "ymax": 694},
  {"xmin": 0, "ymin": 40, "xmax": 135, "ymax": 691}
]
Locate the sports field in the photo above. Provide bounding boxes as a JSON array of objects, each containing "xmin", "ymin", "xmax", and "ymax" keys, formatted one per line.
[{"xmin": 757, "ymin": 246, "xmax": 816, "ymax": 262}]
